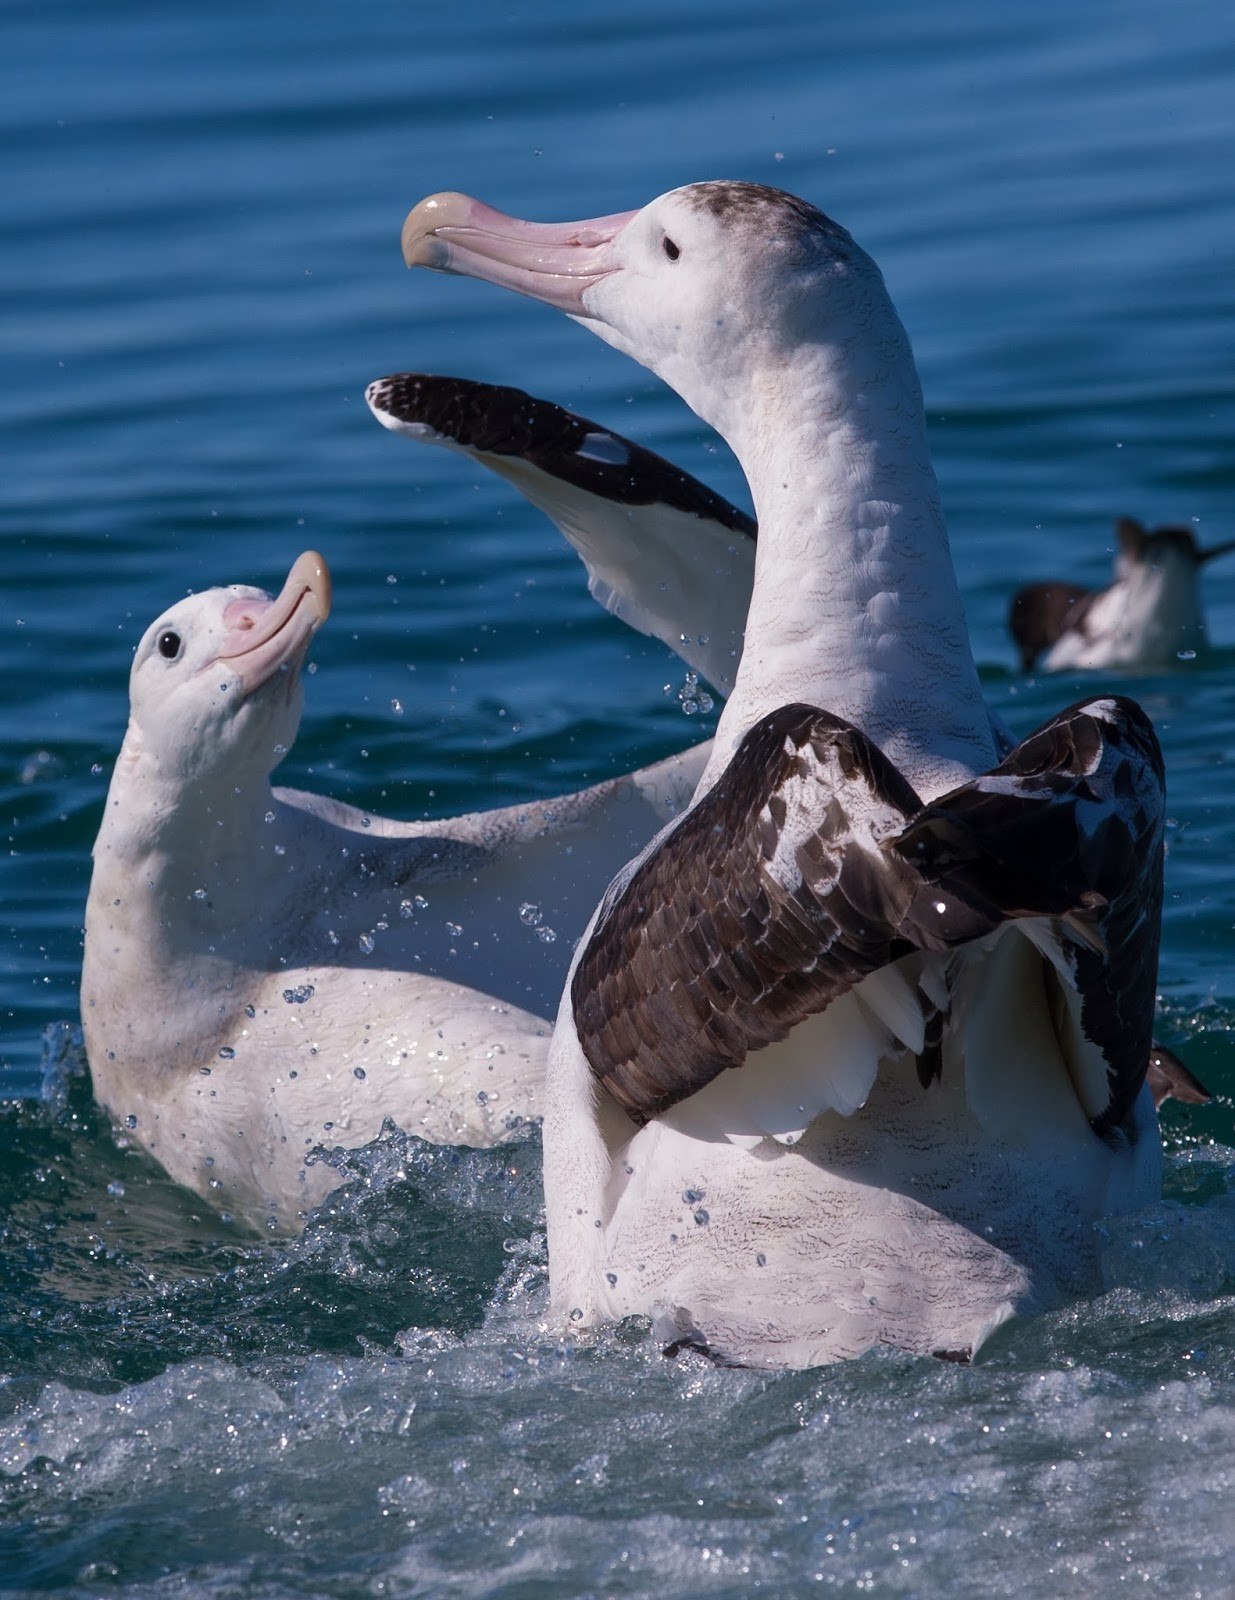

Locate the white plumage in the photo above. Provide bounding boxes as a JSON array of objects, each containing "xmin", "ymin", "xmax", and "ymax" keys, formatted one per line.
[{"xmin": 404, "ymin": 180, "xmax": 1168, "ymax": 1365}]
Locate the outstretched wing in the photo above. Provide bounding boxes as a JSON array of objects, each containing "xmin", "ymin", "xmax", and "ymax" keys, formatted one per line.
[
  {"xmin": 573, "ymin": 695, "xmax": 1164, "ymax": 1137},
  {"xmin": 366, "ymin": 372, "xmax": 755, "ymax": 695}
]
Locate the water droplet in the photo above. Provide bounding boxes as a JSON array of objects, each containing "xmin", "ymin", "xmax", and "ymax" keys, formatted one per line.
[
  {"xmin": 218, "ymin": 1046, "xmax": 236, "ymax": 1060},
  {"xmin": 569, "ymin": 1307, "xmax": 584, "ymax": 1322},
  {"xmin": 536, "ymin": 925, "xmax": 557, "ymax": 943},
  {"xmin": 125, "ymin": 1114, "xmax": 138, "ymax": 1130},
  {"xmin": 675, "ymin": 668, "xmax": 714, "ymax": 717},
  {"xmin": 391, "ymin": 698, "xmax": 404, "ymax": 715},
  {"xmin": 107, "ymin": 1180, "xmax": 125, "ymax": 1198},
  {"xmin": 519, "ymin": 902, "xmax": 542, "ymax": 927},
  {"xmin": 91, "ymin": 762, "xmax": 103, "ymax": 775},
  {"xmin": 933, "ymin": 900, "xmax": 947, "ymax": 915},
  {"xmin": 353, "ymin": 1066, "xmax": 367, "ymax": 1080},
  {"xmin": 245, "ymin": 1004, "xmax": 256, "ymax": 1018},
  {"xmin": 193, "ymin": 888, "xmax": 208, "ymax": 901},
  {"xmin": 605, "ymin": 1272, "xmax": 618, "ymax": 1287},
  {"xmin": 326, "ymin": 928, "xmax": 340, "ymax": 947},
  {"xmin": 264, "ymin": 810, "xmax": 276, "ymax": 824},
  {"xmin": 682, "ymin": 1188, "xmax": 704, "ymax": 1205},
  {"xmin": 282, "ymin": 984, "xmax": 315, "ymax": 1004},
  {"xmin": 1177, "ymin": 649, "xmax": 1197, "ymax": 662},
  {"xmin": 198, "ymin": 1066, "xmax": 212, "ymax": 1076},
  {"xmin": 756, "ymin": 1252, "xmax": 767, "ymax": 1267},
  {"xmin": 446, "ymin": 921, "xmax": 463, "ymax": 937},
  {"xmin": 272, "ymin": 743, "xmax": 288, "ymax": 757},
  {"xmin": 693, "ymin": 1207, "xmax": 710, "ymax": 1227},
  {"xmin": 359, "ymin": 933, "xmax": 375, "ymax": 955}
]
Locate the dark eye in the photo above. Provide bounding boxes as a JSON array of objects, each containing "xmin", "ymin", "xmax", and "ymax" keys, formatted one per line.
[
  {"xmin": 157, "ymin": 630, "xmax": 183, "ymax": 660},
  {"xmin": 662, "ymin": 236, "xmax": 681, "ymax": 262}
]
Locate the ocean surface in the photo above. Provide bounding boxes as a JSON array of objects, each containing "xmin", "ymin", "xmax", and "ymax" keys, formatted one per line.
[{"xmin": 4, "ymin": 0, "xmax": 1235, "ymax": 1592}]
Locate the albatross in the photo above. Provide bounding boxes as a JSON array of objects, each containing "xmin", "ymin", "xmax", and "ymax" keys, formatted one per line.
[
  {"xmin": 402, "ymin": 180, "xmax": 1173, "ymax": 1365},
  {"xmin": 81, "ymin": 516, "xmax": 722, "ymax": 1230},
  {"xmin": 1009, "ymin": 516, "xmax": 1235, "ymax": 672},
  {"xmin": 84, "ymin": 367, "xmax": 772, "ymax": 1232}
]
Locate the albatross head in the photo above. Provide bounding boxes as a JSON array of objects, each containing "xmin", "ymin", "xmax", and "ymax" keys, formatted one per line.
[
  {"xmin": 124, "ymin": 550, "xmax": 332, "ymax": 788},
  {"xmin": 401, "ymin": 181, "xmax": 894, "ymax": 449}
]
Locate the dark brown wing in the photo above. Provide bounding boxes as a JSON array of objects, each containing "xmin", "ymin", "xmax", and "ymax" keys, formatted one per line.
[
  {"xmin": 575, "ymin": 695, "xmax": 1164, "ymax": 1137},
  {"xmin": 571, "ymin": 705, "xmax": 1005, "ymax": 1127},
  {"xmin": 1008, "ymin": 581, "xmax": 1096, "ymax": 671},
  {"xmin": 896, "ymin": 695, "xmax": 1165, "ymax": 1135}
]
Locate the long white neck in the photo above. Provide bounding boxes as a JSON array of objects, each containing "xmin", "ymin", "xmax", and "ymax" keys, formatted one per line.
[
  {"xmin": 88, "ymin": 727, "xmax": 293, "ymax": 953},
  {"xmin": 702, "ymin": 337, "xmax": 994, "ymax": 801}
]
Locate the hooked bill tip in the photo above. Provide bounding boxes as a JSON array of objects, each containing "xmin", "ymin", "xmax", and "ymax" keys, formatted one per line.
[
  {"xmin": 401, "ymin": 192, "xmax": 474, "ymax": 269},
  {"xmin": 291, "ymin": 549, "xmax": 332, "ymax": 623}
]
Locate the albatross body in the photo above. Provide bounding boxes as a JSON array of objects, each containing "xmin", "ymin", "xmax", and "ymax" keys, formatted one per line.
[
  {"xmin": 82, "ymin": 549, "xmax": 713, "ymax": 1232},
  {"xmin": 1009, "ymin": 516, "xmax": 1235, "ymax": 673},
  {"xmin": 86, "ymin": 366, "xmax": 770, "ymax": 1233},
  {"xmin": 403, "ymin": 180, "xmax": 1168, "ymax": 1365}
]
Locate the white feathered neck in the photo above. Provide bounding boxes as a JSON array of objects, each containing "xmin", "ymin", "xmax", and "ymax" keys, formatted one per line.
[{"xmin": 698, "ymin": 313, "xmax": 995, "ymax": 801}]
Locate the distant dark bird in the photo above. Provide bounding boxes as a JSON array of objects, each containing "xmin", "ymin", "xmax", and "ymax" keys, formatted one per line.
[{"xmin": 1009, "ymin": 517, "xmax": 1235, "ymax": 672}]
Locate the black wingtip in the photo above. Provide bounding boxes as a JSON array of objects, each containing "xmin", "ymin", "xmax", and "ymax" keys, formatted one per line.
[{"xmin": 365, "ymin": 372, "xmax": 756, "ymax": 535}]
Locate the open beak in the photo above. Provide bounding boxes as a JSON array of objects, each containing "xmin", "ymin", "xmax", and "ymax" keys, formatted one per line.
[
  {"xmin": 401, "ymin": 191, "xmax": 634, "ymax": 316},
  {"xmin": 213, "ymin": 550, "xmax": 332, "ymax": 694}
]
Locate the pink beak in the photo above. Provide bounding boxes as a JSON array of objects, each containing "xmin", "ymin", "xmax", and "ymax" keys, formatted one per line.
[
  {"xmin": 212, "ymin": 550, "xmax": 332, "ymax": 694},
  {"xmin": 401, "ymin": 191, "xmax": 635, "ymax": 315}
]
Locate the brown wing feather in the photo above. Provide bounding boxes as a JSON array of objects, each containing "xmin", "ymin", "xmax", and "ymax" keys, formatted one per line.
[
  {"xmin": 575, "ymin": 695, "xmax": 1165, "ymax": 1138},
  {"xmin": 896, "ymin": 695, "xmax": 1165, "ymax": 1134},
  {"xmin": 572, "ymin": 705, "xmax": 996, "ymax": 1126}
]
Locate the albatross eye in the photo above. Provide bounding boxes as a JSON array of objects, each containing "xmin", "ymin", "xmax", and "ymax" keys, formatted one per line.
[
  {"xmin": 157, "ymin": 629, "xmax": 183, "ymax": 660},
  {"xmin": 662, "ymin": 236, "xmax": 681, "ymax": 262}
]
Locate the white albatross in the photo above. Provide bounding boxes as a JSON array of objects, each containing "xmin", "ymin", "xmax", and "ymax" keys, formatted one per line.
[
  {"xmin": 81, "ymin": 503, "xmax": 732, "ymax": 1229},
  {"xmin": 402, "ymin": 180, "xmax": 1171, "ymax": 1365},
  {"xmin": 1009, "ymin": 515, "xmax": 1235, "ymax": 672}
]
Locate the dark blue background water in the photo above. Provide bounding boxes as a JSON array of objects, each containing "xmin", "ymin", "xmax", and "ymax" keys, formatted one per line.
[{"xmin": 3, "ymin": 2, "xmax": 1235, "ymax": 1594}]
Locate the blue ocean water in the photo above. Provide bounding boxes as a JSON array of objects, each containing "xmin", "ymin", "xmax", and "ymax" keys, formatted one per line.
[{"xmin": 3, "ymin": 0, "xmax": 1235, "ymax": 1592}]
